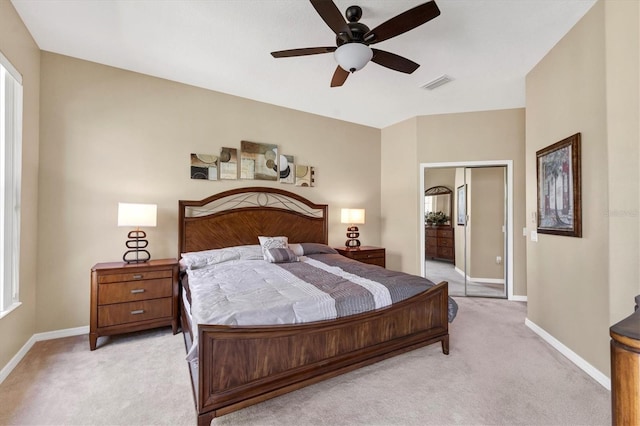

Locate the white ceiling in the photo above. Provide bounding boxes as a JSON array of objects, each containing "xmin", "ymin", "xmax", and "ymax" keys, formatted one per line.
[{"xmin": 11, "ymin": 0, "xmax": 596, "ymax": 129}]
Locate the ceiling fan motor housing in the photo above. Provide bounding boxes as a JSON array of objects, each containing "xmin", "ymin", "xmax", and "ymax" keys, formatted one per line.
[{"xmin": 337, "ymin": 5, "xmax": 370, "ymax": 46}]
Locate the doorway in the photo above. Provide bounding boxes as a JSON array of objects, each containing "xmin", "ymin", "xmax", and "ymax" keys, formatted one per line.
[{"xmin": 420, "ymin": 161, "xmax": 514, "ymax": 299}]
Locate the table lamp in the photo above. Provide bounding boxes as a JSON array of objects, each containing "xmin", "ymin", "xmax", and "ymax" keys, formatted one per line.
[
  {"xmin": 117, "ymin": 203, "xmax": 157, "ymax": 263},
  {"xmin": 341, "ymin": 208, "xmax": 365, "ymax": 248}
]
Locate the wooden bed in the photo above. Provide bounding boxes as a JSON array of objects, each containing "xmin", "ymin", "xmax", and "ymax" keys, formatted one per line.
[{"xmin": 178, "ymin": 187, "xmax": 450, "ymax": 426}]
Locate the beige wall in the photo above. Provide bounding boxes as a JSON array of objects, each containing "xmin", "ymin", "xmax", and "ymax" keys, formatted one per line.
[
  {"xmin": 380, "ymin": 117, "xmax": 419, "ymax": 273},
  {"xmin": 382, "ymin": 109, "xmax": 526, "ymax": 295},
  {"xmin": 36, "ymin": 52, "xmax": 381, "ymax": 332},
  {"xmin": 526, "ymin": 0, "xmax": 611, "ymax": 374},
  {"xmin": 605, "ymin": 0, "xmax": 640, "ymax": 324},
  {"xmin": 0, "ymin": 1, "xmax": 40, "ymax": 371}
]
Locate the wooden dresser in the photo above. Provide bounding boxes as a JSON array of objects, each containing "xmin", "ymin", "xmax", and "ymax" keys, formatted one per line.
[
  {"xmin": 610, "ymin": 296, "xmax": 640, "ymax": 425},
  {"xmin": 335, "ymin": 246, "xmax": 385, "ymax": 268},
  {"xmin": 90, "ymin": 258, "xmax": 179, "ymax": 350},
  {"xmin": 425, "ymin": 225, "xmax": 455, "ymax": 262}
]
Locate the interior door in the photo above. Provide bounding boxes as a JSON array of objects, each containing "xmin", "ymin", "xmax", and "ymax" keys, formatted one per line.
[
  {"xmin": 463, "ymin": 167, "xmax": 506, "ymax": 298},
  {"xmin": 424, "ymin": 165, "xmax": 507, "ymax": 298}
]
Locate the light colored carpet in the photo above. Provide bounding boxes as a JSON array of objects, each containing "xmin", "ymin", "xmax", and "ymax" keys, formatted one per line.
[
  {"xmin": 426, "ymin": 259, "xmax": 505, "ymax": 298},
  {"xmin": 0, "ymin": 298, "xmax": 610, "ymax": 425}
]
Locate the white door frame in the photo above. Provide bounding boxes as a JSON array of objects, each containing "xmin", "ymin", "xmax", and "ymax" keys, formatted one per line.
[{"xmin": 420, "ymin": 160, "xmax": 515, "ymax": 300}]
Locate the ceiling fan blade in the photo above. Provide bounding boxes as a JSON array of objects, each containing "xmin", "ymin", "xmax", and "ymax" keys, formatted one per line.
[
  {"xmin": 364, "ymin": 1, "xmax": 440, "ymax": 45},
  {"xmin": 310, "ymin": 0, "xmax": 353, "ymax": 38},
  {"xmin": 330, "ymin": 66, "xmax": 349, "ymax": 87},
  {"xmin": 271, "ymin": 47, "xmax": 336, "ymax": 58},
  {"xmin": 371, "ymin": 49, "xmax": 420, "ymax": 74}
]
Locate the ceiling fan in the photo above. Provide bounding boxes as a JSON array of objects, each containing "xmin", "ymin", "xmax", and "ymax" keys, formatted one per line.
[{"xmin": 271, "ymin": 0, "xmax": 440, "ymax": 87}]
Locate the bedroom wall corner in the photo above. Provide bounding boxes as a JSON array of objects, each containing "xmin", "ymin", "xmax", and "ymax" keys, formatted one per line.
[
  {"xmin": 0, "ymin": 0, "xmax": 40, "ymax": 373},
  {"xmin": 380, "ymin": 117, "xmax": 419, "ymax": 275},
  {"xmin": 525, "ymin": 0, "xmax": 610, "ymax": 376}
]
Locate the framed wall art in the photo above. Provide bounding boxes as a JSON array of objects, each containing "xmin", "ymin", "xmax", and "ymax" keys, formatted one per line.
[
  {"xmin": 279, "ymin": 154, "xmax": 295, "ymax": 184},
  {"xmin": 240, "ymin": 141, "xmax": 278, "ymax": 181},
  {"xmin": 456, "ymin": 184, "xmax": 466, "ymax": 226},
  {"xmin": 295, "ymin": 165, "xmax": 314, "ymax": 187},
  {"xmin": 536, "ymin": 132, "xmax": 582, "ymax": 237},
  {"xmin": 219, "ymin": 147, "xmax": 238, "ymax": 180},
  {"xmin": 190, "ymin": 153, "xmax": 218, "ymax": 180}
]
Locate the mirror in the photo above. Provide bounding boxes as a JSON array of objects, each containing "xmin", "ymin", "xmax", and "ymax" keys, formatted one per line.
[{"xmin": 424, "ymin": 186, "xmax": 452, "ymax": 226}]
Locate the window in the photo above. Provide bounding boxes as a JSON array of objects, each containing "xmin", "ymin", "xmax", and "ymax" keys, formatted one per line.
[{"xmin": 0, "ymin": 51, "xmax": 22, "ymax": 318}]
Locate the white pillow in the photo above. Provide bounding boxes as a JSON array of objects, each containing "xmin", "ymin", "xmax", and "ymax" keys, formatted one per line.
[
  {"xmin": 180, "ymin": 247, "xmax": 239, "ymax": 270},
  {"xmin": 288, "ymin": 243, "xmax": 304, "ymax": 256},
  {"xmin": 258, "ymin": 236, "xmax": 289, "ymax": 260},
  {"xmin": 181, "ymin": 244, "xmax": 263, "ymax": 270}
]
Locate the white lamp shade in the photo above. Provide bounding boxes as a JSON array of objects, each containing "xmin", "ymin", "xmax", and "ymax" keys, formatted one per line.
[
  {"xmin": 334, "ymin": 43, "xmax": 373, "ymax": 73},
  {"xmin": 341, "ymin": 208, "xmax": 365, "ymax": 225},
  {"xmin": 118, "ymin": 203, "xmax": 157, "ymax": 227}
]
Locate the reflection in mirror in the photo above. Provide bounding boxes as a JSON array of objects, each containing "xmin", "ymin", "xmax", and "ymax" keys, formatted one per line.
[{"xmin": 424, "ymin": 186, "xmax": 452, "ymax": 226}]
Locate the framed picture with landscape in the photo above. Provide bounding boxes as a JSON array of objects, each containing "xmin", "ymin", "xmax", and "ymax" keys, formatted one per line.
[{"xmin": 536, "ymin": 132, "xmax": 582, "ymax": 237}]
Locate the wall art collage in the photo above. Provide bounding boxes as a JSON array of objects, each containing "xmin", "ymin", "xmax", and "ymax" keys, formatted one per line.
[{"xmin": 190, "ymin": 141, "xmax": 315, "ymax": 187}]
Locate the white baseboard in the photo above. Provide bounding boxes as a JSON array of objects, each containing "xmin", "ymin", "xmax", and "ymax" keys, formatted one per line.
[
  {"xmin": 453, "ymin": 266, "xmax": 504, "ymax": 284},
  {"xmin": 510, "ymin": 295, "xmax": 528, "ymax": 302},
  {"xmin": 525, "ymin": 318, "xmax": 610, "ymax": 390},
  {"xmin": 0, "ymin": 326, "xmax": 88, "ymax": 385}
]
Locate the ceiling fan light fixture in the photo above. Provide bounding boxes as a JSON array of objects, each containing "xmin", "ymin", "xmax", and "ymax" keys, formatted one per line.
[{"xmin": 334, "ymin": 43, "xmax": 373, "ymax": 73}]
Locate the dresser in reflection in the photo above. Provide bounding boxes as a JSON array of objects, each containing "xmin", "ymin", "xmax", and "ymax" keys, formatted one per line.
[{"xmin": 425, "ymin": 225, "xmax": 455, "ymax": 263}]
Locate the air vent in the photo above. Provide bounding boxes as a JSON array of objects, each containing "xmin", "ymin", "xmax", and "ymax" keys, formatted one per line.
[{"xmin": 421, "ymin": 75, "xmax": 453, "ymax": 90}]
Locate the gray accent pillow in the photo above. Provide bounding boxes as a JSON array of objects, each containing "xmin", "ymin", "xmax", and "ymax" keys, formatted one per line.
[
  {"xmin": 299, "ymin": 243, "xmax": 338, "ymax": 255},
  {"xmin": 258, "ymin": 236, "xmax": 289, "ymax": 260},
  {"xmin": 265, "ymin": 247, "xmax": 299, "ymax": 263}
]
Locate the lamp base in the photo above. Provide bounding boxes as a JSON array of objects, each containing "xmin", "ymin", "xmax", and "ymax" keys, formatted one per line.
[
  {"xmin": 345, "ymin": 239, "xmax": 361, "ymax": 248},
  {"xmin": 123, "ymin": 230, "xmax": 151, "ymax": 264},
  {"xmin": 345, "ymin": 225, "xmax": 361, "ymax": 248}
]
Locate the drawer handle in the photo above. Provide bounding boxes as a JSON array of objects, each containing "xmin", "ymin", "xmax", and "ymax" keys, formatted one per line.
[
  {"xmin": 132, "ymin": 274, "xmax": 143, "ymax": 279},
  {"xmin": 130, "ymin": 289, "xmax": 145, "ymax": 294},
  {"xmin": 131, "ymin": 309, "xmax": 145, "ymax": 315}
]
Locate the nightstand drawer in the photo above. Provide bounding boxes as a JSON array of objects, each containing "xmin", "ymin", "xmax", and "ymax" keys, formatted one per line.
[
  {"xmin": 98, "ymin": 269, "xmax": 172, "ymax": 284},
  {"xmin": 98, "ymin": 298, "xmax": 172, "ymax": 327},
  {"xmin": 335, "ymin": 246, "xmax": 386, "ymax": 268},
  {"xmin": 98, "ymin": 278, "xmax": 172, "ymax": 305},
  {"xmin": 347, "ymin": 249, "xmax": 385, "ymax": 260}
]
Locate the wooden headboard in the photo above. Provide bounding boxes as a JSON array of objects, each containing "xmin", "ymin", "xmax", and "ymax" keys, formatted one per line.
[{"xmin": 178, "ymin": 187, "xmax": 328, "ymax": 255}]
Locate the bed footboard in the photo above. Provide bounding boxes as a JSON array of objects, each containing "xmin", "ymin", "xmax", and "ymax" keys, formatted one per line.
[{"xmin": 194, "ymin": 281, "xmax": 449, "ymax": 425}]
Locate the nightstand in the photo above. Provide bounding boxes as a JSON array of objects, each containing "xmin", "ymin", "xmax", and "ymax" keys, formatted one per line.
[
  {"xmin": 90, "ymin": 258, "xmax": 179, "ymax": 350},
  {"xmin": 335, "ymin": 246, "xmax": 385, "ymax": 268}
]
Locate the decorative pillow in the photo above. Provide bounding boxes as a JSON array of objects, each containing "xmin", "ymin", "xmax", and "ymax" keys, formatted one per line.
[
  {"xmin": 288, "ymin": 243, "xmax": 304, "ymax": 257},
  {"xmin": 299, "ymin": 243, "xmax": 338, "ymax": 255},
  {"xmin": 258, "ymin": 236, "xmax": 289, "ymax": 260},
  {"xmin": 265, "ymin": 247, "xmax": 299, "ymax": 263}
]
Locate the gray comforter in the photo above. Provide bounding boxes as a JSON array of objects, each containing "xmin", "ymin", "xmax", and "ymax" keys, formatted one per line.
[{"xmin": 181, "ymin": 244, "xmax": 458, "ymax": 361}]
